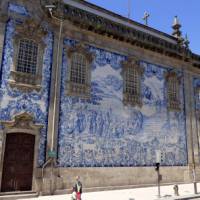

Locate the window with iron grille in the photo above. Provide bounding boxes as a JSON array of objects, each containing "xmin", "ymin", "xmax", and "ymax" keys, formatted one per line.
[
  {"xmin": 168, "ymin": 77, "xmax": 178, "ymax": 101},
  {"xmin": 167, "ymin": 73, "xmax": 180, "ymax": 111},
  {"xmin": 17, "ymin": 39, "xmax": 38, "ymax": 74},
  {"xmin": 122, "ymin": 58, "xmax": 143, "ymax": 107},
  {"xmin": 70, "ymin": 53, "xmax": 87, "ymax": 84},
  {"xmin": 9, "ymin": 19, "xmax": 47, "ymax": 92},
  {"xmin": 125, "ymin": 68, "xmax": 139, "ymax": 96},
  {"xmin": 66, "ymin": 47, "xmax": 92, "ymax": 98}
]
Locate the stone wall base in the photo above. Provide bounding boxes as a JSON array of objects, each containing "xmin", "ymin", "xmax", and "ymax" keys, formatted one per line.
[{"xmin": 37, "ymin": 166, "xmax": 197, "ymax": 195}]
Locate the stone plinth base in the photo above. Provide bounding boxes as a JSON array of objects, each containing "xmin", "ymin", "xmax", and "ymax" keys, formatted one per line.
[{"xmin": 38, "ymin": 166, "xmax": 193, "ymax": 195}]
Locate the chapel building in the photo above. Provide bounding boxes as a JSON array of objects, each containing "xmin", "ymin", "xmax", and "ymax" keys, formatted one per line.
[{"xmin": 0, "ymin": 0, "xmax": 200, "ymax": 195}]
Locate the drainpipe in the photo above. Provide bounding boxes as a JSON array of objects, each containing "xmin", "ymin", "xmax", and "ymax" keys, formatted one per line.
[
  {"xmin": 41, "ymin": 1, "xmax": 64, "ymax": 195},
  {"xmin": 50, "ymin": 7, "xmax": 63, "ymax": 197},
  {"xmin": 47, "ymin": 1, "xmax": 64, "ymax": 154},
  {"xmin": 41, "ymin": 158, "xmax": 52, "ymax": 195}
]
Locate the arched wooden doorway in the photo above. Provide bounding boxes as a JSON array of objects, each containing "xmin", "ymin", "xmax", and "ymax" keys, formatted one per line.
[{"xmin": 1, "ymin": 133, "xmax": 35, "ymax": 192}]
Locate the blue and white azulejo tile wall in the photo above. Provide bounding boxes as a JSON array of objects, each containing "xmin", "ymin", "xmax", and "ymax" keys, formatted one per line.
[
  {"xmin": 0, "ymin": 3, "xmax": 53, "ymax": 166},
  {"xmin": 57, "ymin": 38, "xmax": 188, "ymax": 167}
]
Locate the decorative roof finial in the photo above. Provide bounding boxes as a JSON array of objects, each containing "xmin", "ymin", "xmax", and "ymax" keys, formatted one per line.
[
  {"xmin": 184, "ymin": 34, "xmax": 190, "ymax": 49},
  {"xmin": 172, "ymin": 16, "xmax": 184, "ymax": 44},
  {"xmin": 172, "ymin": 16, "xmax": 182, "ymax": 38}
]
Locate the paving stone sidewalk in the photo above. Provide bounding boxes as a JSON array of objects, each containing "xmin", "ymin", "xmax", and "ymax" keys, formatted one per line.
[{"xmin": 20, "ymin": 183, "xmax": 200, "ymax": 200}]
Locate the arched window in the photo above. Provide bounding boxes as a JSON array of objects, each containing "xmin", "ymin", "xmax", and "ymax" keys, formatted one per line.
[
  {"xmin": 122, "ymin": 57, "xmax": 144, "ymax": 107},
  {"xmin": 66, "ymin": 44, "xmax": 93, "ymax": 98}
]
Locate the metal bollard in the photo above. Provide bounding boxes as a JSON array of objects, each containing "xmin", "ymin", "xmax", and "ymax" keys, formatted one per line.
[{"xmin": 173, "ymin": 184, "xmax": 179, "ymax": 196}]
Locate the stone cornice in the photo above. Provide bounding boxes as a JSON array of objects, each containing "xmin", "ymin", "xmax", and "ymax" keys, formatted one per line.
[
  {"xmin": 41, "ymin": 1, "xmax": 200, "ymax": 69},
  {"xmin": 15, "ymin": 18, "xmax": 48, "ymax": 41},
  {"xmin": 67, "ymin": 43, "xmax": 94, "ymax": 63},
  {"xmin": 191, "ymin": 53, "xmax": 200, "ymax": 68}
]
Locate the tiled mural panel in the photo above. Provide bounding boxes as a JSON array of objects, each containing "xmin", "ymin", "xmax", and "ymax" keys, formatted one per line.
[
  {"xmin": 0, "ymin": 4, "xmax": 53, "ymax": 166},
  {"xmin": 57, "ymin": 39, "xmax": 188, "ymax": 167}
]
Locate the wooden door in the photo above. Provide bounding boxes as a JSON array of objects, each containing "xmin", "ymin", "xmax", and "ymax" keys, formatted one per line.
[{"xmin": 1, "ymin": 133, "xmax": 35, "ymax": 192}]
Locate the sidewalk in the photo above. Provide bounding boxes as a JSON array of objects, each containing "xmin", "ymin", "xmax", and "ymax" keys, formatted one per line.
[{"xmin": 19, "ymin": 183, "xmax": 200, "ymax": 200}]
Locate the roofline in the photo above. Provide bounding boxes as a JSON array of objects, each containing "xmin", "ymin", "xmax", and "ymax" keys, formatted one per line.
[
  {"xmin": 40, "ymin": 0, "xmax": 200, "ymax": 67},
  {"xmin": 63, "ymin": 0, "xmax": 177, "ymax": 44}
]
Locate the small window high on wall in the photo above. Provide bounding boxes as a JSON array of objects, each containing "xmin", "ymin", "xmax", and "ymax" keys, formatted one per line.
[
  {"xmin": 66, "ymin": 43, "xmax": 93, "ymax": 98},
  {"xmin": 122, "ymin": 57, "xmax": 144, "ymax": 107},
  {"xmin": 17, "ymin": 39, "xmax": 38, "ymax": 74},
  {"xmin": 70, "ymin": 53, "xmax": 87, "ymax": 84},
  {"xmin": 165, "ymin": 71, "xmax": 181, "ymax": 111},
  {"xmin": 9, "ymin": 19, "xmax": 47, "ymax": 92},
  {"xmin": 124, "ymin": 67, "xmax": 139, "ymax": 96}
]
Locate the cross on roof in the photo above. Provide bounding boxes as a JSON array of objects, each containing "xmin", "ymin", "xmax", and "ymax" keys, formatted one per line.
[{"xmin": 143, "ymin": 11, "xmax": 150, "ymax": 26}]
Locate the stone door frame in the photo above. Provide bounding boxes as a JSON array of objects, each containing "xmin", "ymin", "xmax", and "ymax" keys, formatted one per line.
[{"xmin": 0, "ymin": 112, "xmax": 43, "ymax": 192}]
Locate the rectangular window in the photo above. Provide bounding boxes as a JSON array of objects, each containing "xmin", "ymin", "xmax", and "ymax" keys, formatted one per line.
[
  {"xmin": 17, "ymin": 39, "xmax": 38, "ymax": 74},
  {"xmin": 66, "ymin": 48, "xmax": 92, "ymax": 99},
  {"xmin": 122, "ymin": 59, "xmax": 143, "ymax": 107},
  {"xmin": 70, "ymin": 53, "xmax": 86, "ymax": 84},
  {"xmin": 167, "ymin": 74, "xmax": 180, "ymax": 111},
  {"xmin": 168, "ymin": 78, "xmax": 177, "ymax": 101},
  {"xmin": 125, "ymin": 68, "xmax": 139, "ymax": 96}
]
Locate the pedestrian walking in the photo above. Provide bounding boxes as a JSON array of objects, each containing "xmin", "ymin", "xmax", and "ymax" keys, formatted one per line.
[{"xmin": 74, "ymin": 176, "xmax": 82, "ymax": 200}]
